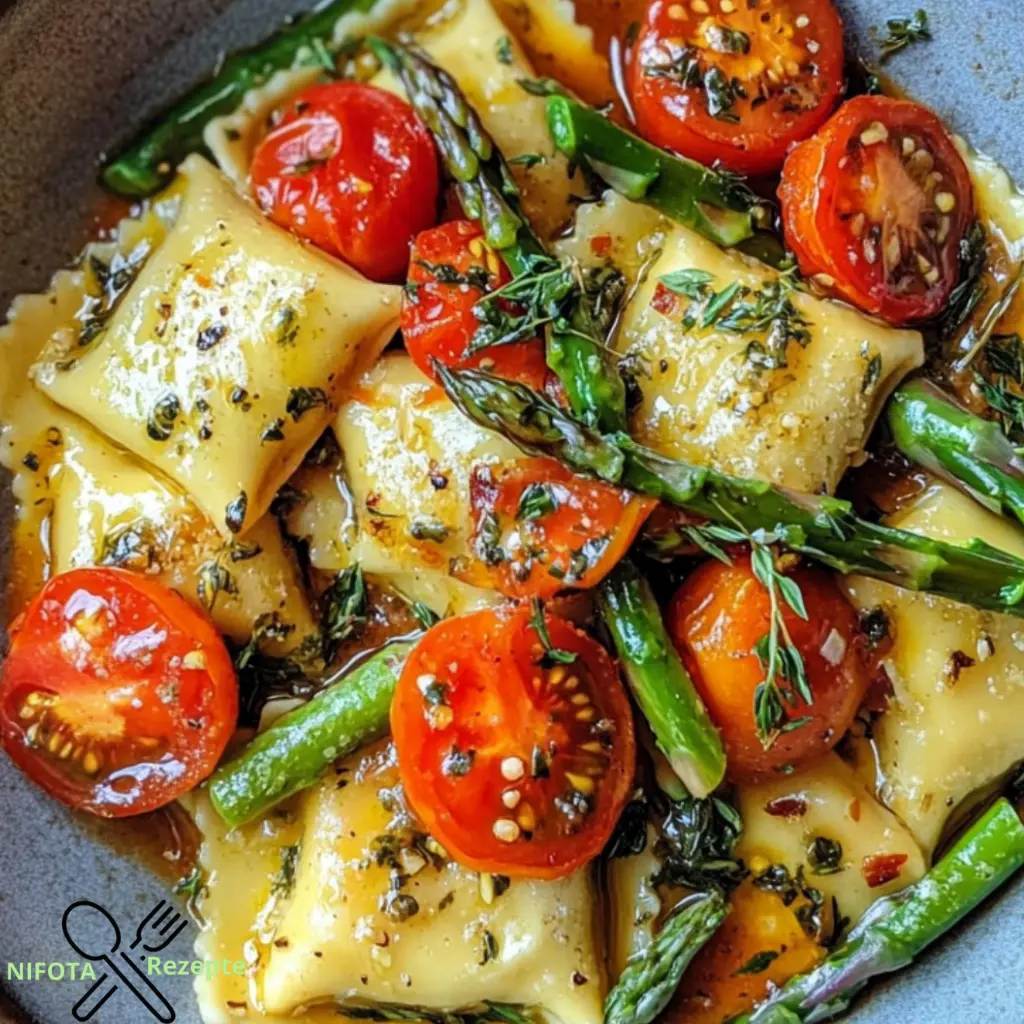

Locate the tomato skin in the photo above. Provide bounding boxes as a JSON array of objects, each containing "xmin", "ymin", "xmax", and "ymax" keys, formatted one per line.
[
  {"xmin": 250, "ymin": 82, "xmax": 440, "ymax": 282},
  {"xmin": 391, "ymin": 605, "xmax": 635, "ymax": 878},
  {"xmin": 779, "ymin": 95, "xmax": 975, "ymax": 324},
  {"xmin": 460, "ymin": 457, "xmax": 658, "ymax": 598},
  {"xmin": 630, "ymin": 0, "xmax": 845, "ymax": 174},
  {"xmin": 667, "ymin": 558, "xmax": 870, "ymax": 782},
  {"xmin": 402, "ymin": 220, "xmax": 549, "ymax": 389},
  {"xmin": 0, "ymin": 569, "xmax": 237, "ymax": 817}
]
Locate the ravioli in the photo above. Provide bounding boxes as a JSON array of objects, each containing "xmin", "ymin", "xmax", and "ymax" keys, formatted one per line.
[
  {"xmin": 193, "ymin": 741, "xmax": 604, "ymax": 1024},
  {"xmin": 33, "ymin": 155, "xmax": 400, "ymax": 538},
  {"xmin": 285, "ymin": 352, "xmax": 519, "ymax": 616},
  {"xmin": 845, "ymin": 483, "xmax": 1024, "ymax": 854},
  {"xmin": 614, "ymin": 224, "xmax": 924, "ymax": 494},
  {"xmin": 736, "ymin": 753, "xmax": 926, "ymax": 925}
]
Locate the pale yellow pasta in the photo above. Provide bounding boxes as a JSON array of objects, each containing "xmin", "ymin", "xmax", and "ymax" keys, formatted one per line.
[
  {"xmin": 34, "ymin": 155, "xmax": 400, "ymax": 538},
  {"xmin": 845, "ymin": 483, "xmax": 1024, "ymax": 854},
  {"xmin": 193, "ymin": 741, "xmax": 604, "ymax": 1024}
]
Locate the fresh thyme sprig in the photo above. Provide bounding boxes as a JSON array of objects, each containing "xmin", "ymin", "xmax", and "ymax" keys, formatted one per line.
[
  {"xmin": 657, "ymin": 266, "xmax": 810, "ymax": 370},
  {"xmin": 685, "ymin": 521, "xmax": 811, "ymax": 746},
  {"xmin": 878, "ymin": 9, "xmax": 931, "ymax": 63}
]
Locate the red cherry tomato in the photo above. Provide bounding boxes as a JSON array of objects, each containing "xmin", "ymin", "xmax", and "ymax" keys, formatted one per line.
[
  {"xmin": 391, "ymin": 604, "xmax": 635, "ymax": 879},
  {"xmin": 667, "ymin": 556, "xmax": 871, "ymax": 783},
  {"xmin": 629, "ymin": 0, "xmax": 845, "ymax": 174},
  {"xmin": 0, "ymin": 569, "xmax": 237, "ymax": 816},
  {"xmin": 250, "ymin": 82, "xmax": 440, "ymax": 282},
  {"xmin": 458, "ymin": 457, "xmax": 657, "ymax": 598},
  {"xmin": 779, "ymin": 95, "xmax": 975, "ymax": 323},
  {"xmin": 402, "ymin": 220, "xmax": 549, "ymax": 389}
]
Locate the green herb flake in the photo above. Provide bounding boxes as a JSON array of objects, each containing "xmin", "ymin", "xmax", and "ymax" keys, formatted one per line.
[
  {"xmin": 442, "ymin": 745, "xmax": 476, "ymax": 777},
  {"xmin": 409, "ymin": 516, "xmax": 450, "ymax": 543},
  {"xmin": 225, "ymin": 491, "xmax": 248, "ymax": 535},
  {"xmin": 516, "ymin": 482, "xmax": 557, "ymax": 521},
  {"xmin": 147, "ymin": 392, "xmax": 181, "ymax": 442},
  {"xmin": 272, "ymin": 844, "xmax": 301, "ymax": 898},
  {"xmin": 496, "ymin": 35, "xmax": 514, "ymax": 65},
  {"xmin": 808, "ymin": 836, "xmax": 844, "ymax": 875},
  {"xmin": 734, "ymin": 950, "xmax": 779, "ymax": 976},
  {"xmin": 197, "ymin": 560, "xmax": 238, "ymax": 611},
  {"xmin": 321, "ymin": 565, "xmax": 367, "ymax": 663},
  {"xmin": 528, "ymin": 598, "xmax": 577, "ymax": 665},
  {"xmin": 286, "ymin": 386, "xmax": 329, "ymax": 422},
  {"xmin": 508, "ymin": 153, "xmax": 544, "ymax": 168},
  {"xmin": 879, "ymin": 9, "xmax": 931, "ymax": 62}
]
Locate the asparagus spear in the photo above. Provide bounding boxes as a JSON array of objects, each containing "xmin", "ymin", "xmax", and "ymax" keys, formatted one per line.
[
  {"xmin": 433, "ymin": 363, "xmax": 1024, "ymax": 618},
  {"xmin": 889, "ymin": 379, "xmax": 1024, "ymax": 528},
  {"xmin": 734, "ymin": 797, "xmax": 1024, "ymax": 1023},
  {"xmin": 605, "ymin": 890, "xmax": 728, "ymax": 1024},
  {"xmin": 102, "ymin": 0, "xmax": 378, "ymax": 197},
  {"xmin": 209, "ymin": 639, "xmax": 414, "ymax": 828},
  {"xmin": 545, "ymin": 95, "xmax": 759, "ymax": 248},
  {"xmin": 599, "ymin": 560, "xmax": 726, "ymax": 798},
  {"xmin": 368, "ymin": 39, "xmax": 628, "ymax": 433}
]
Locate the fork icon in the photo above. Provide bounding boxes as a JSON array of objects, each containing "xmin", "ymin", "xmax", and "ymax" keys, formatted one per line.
[{"xmin": 64, "ymin": 898, "xmax": 188, "ymax": 1021}]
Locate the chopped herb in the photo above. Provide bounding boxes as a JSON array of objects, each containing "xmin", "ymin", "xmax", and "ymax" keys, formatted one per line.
[
  {"xmin": 530, "ymin": 744, "xmax": 551, "ymax": 779},
  {"xmin": 260, "ymin": 417, "xmax": 286, "ymax": 443},
  {"xmin": 146, "ymin": 392, "xmax": 180, "ymax": 442},
  {"xmin": 703, "ymin": 66, "xmax": 740, "ymax": 122},
  {"xmin": 516, "ymin": 482, "xmax": 558, "ymax": 521},
  {"xmin": 861, "ymin": 352, "xmax": 882, "ymax": 393},
  {"xmin": 528, "ymin": 598, "xmax": 576, "ymax": 665},
  {"xmin": 76, "ymin": 242, "xmax": 151, "ymax": 346},
  {"xmin": 417, "ymin": 259, "xmax": 491, "ymax": 291},
  {"xmin": 196, "ymin": 560, "xmax": 237, "ymax": 611},
  {"xmin": 228, "ymin": 540, "xmax": 262, "ymax": 562},
  {"xmin": 21, "ymin": 451, "xmax": 40, "ymax": 471},
  {"xmin": 99, "ymin": 520, "xmax": 160, "ymax": 572},
  {"xmin": 808, "ymin": 836, "xmax": 844, "ymax": 875},
  {"xmin": 734, "ymin": 950, "xmax": 779, "ymax": 976},
  {"xmin": 474, "ymin": 510, "xmax": 505, "ymax": 567},
  {"xmin": 705, "ymin": 23, "xmax": 751, "ymax": 55},
  {"xmin": 224, "ymin": 491, "xmax": 248, "ymax": 534},
  {"xmin": 879, "ymin": 9, "xmax": 931, "ymax": 62},
  {"xmin": 271, "ymin": 482, "xmax": 310, "ymax": 517},
  {"xmin": 409, "ymin": 516, "xmax": 450, "ymax": 543},
  {"xmin": 516, "ymin": 77, "xmax": 567, "ymax": 97},
  {"xmin": 938, "ymin": 221, "xmax": 987, "ymax": 342},
  {"xmin": 286, "ymin": 386, "xmax": 329, "ymax": 422},
  {"xmin": 859, "ymin": 607, "xmax": 891, "ymax": 646},
  {"xmin": 272, "ymin": 844, "xmax": 301, "ymax": 898},
  {"xmin": 273, "ymin": 305, "xmax": 300, "ymax": 346},
  {"xmin": 659, "ymin": 268, "xmax": 715, "ymax": 300},
  {"xmin": 507, "ymin": 153, "xmax": 544, "ymax": 168},
  {"xmin": 655, "ymin": 792, "xmax": 745, "ymax": 893},
  {"xmin": 442, "ymin": 745, "xmax": 475, "ymax": 777},
  {"xmin": 495, "ymin": 35, "xmax": 514, "ymax": 65},
  {"xmin": 605, "ymin": 797, "xmax": 649, "ymax": 858},
  {"xmin": 344, "ymin": 1003, "xmax": 533, "ymax": 1024},
  {"xmin": 479, "ymin": 930, "xmax": 499, "ymax": 965},
  {"xmin": 321, "ymin": 565, "xmax": 367, "ymax": 663},
  {"xmin": 385, "ymin": 892, "xmax": 420, "ymax": 922},
  {"xmin": 196, "ymin": 322, "xmax": 227, "ymax": 352},
  {"xmin": 752, "ymin": 863, "xmax": 829, "ymax": 940}
]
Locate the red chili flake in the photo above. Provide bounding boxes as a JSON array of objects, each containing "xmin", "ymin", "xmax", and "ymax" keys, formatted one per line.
[
  {"xmin": 651, "ymin": 282, "xmax": 682, "ymax": 317},
  {"xmin": 764, "ymin": 796, "xmax": 808, "ymax": 819},
  {"xmin": 590, "ymin": 234, "xmax": 613, "ymax": 258},
  {"xmin": 862, "ymin": 852, "xmax": 908, "ymax": 888},
  {"xmin": 944, "ymin": 650, "xmax": 975, "ymax": 684},
  {"xmin": 848, "ymin": 798, "xmax": 861, "ymax": 823}
]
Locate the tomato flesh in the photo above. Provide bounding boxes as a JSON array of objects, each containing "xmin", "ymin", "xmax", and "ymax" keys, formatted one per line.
[
  {"xmin": 391, "ymin": 605, "xmax": 635, "ymax": 878},
  {"xmin": 779, "ymin": 94, "xmax": 975, "ymax": 323},
  {"xmin": 667, "ymin": 556, "xmax": 871, "ymax": 782},
  {"xmin": 250, "ymin": 82, "xmax": 440, "ymax": 282},
  {"xmin": 630, "ymin": 0, "xmax": 845, "ymax": 174},
  {"xmin": 0, "ymin": 568, "xmax": 237, "ymax": 816},
  {"xmin": 402, "ymin": 220, "xmax": 549, "ymax": 389},
  {"xmin": 459, "ymin": 457, "xmax": 657, "ymax": 598}
]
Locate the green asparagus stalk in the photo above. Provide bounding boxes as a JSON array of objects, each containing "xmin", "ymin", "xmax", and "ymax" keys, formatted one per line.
[
  {"xmin": 369, "ymin": 39, "xmax": 628, "ymax": 433},
  {"xmin": 545, "ymin": 95, "xmax": 759, "ymax": 248},
  {"xmin": 599, "ymin": 560, "xmax": 725, "ymax": 798},
  {"xmin": 433, "ymin": 362, "xmax": 1024, "ymax": 618},
  {"xmin": 734, "ymin": 798, "xmax": 1024, "ymax": 1023},
  {"xmin": 889, "ymin": 378, "xmax": 1024, "ymax": 528},
  {"xmin": 102, "ymin": 0, "xmax": 378, "ymax": 197},
  {"xmin": 209, "ymin": 639, "xmax": 414, "ymax": 828},
  {"xmin": 605, "ymin": 890, "xmax": 727, "ymax": 1024}
]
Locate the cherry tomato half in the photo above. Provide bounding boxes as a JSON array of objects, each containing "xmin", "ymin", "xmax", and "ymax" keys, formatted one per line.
[
  {"xmin": 779, "ymin": 94, "xmax": 975, "ymax": 323},
  {"xmin": 630, "ymin": 0, "xmax": 845, "ymax": 175},
  {"xmin": 457, "ymin": 457, "xmax": 657, "ymax": 598},
  {"xmin": 0, "ymin": 568, "xmax": 237, "ymax": 816},
  {"xmin": 402, "ymin": 220, "xmax": 549, "ymax": 389},
  {"xmin": 667, "ymin": 556, "xmax": 871, "ymax": 782},
  {"xmin": 250, "ymin": 82, "xmax": 440, "ymax": 282},
  {"xmin": 391, "ymin": 604, "xmax": 635, "ymax": 878}
]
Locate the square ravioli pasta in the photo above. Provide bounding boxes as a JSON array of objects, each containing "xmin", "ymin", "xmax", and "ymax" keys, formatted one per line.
[{"xmin": 32, "ymin": 154, "xmax": 401, "ymax": 538}]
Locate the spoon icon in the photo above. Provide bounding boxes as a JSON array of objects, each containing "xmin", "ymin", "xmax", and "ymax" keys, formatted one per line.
[{"xmin": 63, "ymin": 900, "xmax": 176, "ymax": 1022}]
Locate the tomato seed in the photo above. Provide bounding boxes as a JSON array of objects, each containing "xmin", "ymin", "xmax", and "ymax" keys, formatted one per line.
[
  {"xmin": 516, "ymin": 804, "xmax": 537, "ymax": 831},
  {"xmin": 493, "ymin": 818, "xmax": 521, "ymax": 843},
  {"xmin": 502, "ymin": 790, "xmax": 521, "ymax": 809},
  {"xmin": 500, "ymin": 756, "xmax": 525, "ymax": 781},
  {"xmin": 935, "ymin": 191, "xmax": 956, "ymax": 212},
  {"xmin": 795, "ymin": 14, "xmax": 810, "ymax": 27},
  {"xmin": 859, "ymin": 122, "xmax": 888, "ymax": 147},
  {"xmin": 82, "ymin": 751, "xmax": 100, "ymax": 774}
]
